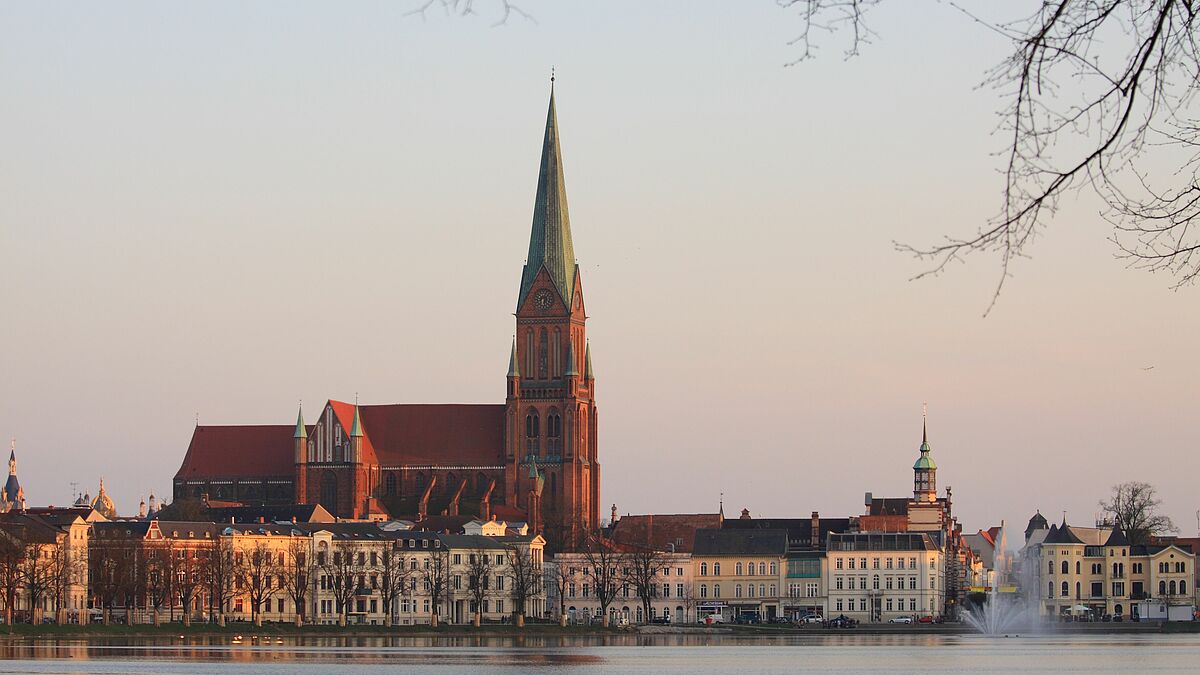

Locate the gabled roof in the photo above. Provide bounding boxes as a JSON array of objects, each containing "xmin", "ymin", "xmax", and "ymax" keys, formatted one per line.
[
  {"xmin": 175, "ymin": 425, "xmax": 297, "ymax": 480},
  {"xmin": 328, "ymin": 401, "xmax": 505, "ymax": 466},
  {"xmin": 867, "ymin": 498, "xmax": 910, "ymax": 517},
  {"xmin": 517, "ymin": 86, "xmax": 577, "ymax": 308},
  {"xmin": 693, "ymin": 528, "xmax": 788, "ymax": 556}
]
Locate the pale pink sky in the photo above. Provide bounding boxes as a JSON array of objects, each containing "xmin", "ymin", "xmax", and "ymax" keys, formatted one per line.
[{"xmin": 1, "ymin": 2, "xmax": 1196, "ymax": 537}]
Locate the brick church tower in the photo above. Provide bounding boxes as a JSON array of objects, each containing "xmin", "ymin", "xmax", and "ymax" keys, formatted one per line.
[{"xmin": 505, "ymin": 82, "xmax": 599, "ymax": 552}]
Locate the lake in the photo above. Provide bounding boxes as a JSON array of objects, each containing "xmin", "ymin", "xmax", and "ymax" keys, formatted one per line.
[{"xmin": 0, "ymin": 633, "xmax": 1195, "ymax": 673}]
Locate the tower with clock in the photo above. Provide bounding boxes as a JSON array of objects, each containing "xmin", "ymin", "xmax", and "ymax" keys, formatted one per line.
[{"xmin": 504, "ymin": 81, "xmax": 599, "ymax": 552}]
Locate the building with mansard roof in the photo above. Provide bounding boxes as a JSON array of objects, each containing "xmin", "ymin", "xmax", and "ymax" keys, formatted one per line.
[{"xmin": 173, "ymin": 84, "xmax": 600, "ymax": 551}]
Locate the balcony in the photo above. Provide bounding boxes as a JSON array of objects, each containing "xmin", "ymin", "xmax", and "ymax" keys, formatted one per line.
[{"xmin": 354, "ymin": 587, "xmax": 374, "ymax": 597}]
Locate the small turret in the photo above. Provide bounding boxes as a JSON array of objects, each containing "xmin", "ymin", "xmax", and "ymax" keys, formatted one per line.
[
  {"xmin": 913, "ymin": 405, "xmax": 937, "ymax": 503},
  {"xmin": 584, "ymin": 342, "xmax": 594, "ymax": 381},
  {"xmin": 349, "ymin": 400, "xmax": 364, "ymax": 463},
  {"xmin": 507, "ymin": 338, "xmax": 520, "ymax": 398},
  {"xmin": 565, "ymin": 340, "xmax": 579, "ymax": 395}
]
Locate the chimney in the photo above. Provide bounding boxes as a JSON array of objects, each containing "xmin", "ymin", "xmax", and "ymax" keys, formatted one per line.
[
  {"xmin": 811, "ymin": 511, "xmax": 820, "ymax": 549},
  {"xmin": 864, "ymin": 492, "xmax": 872, "ymax": 509}
]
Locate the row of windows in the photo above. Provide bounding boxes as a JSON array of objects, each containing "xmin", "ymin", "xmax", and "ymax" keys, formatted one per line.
[
  {"xmin": 834, "ymin": 557, "xmax": 924, "ymax": 571},
  {"xmin": 834, "ymin": 597, "xmax": 928, "ymax": 613},
  {"xmin": 1048, "ymin": 560, "xmax": 1170, "ymax": 577},
  {"xmin": 1047, "ymin": 579, "xmax": 1189, "ymax": 598},
  {"xmin": 833, "ymin": 576, "xmax": 923, "ymax": 591},
  {"xmin": 696, "ymin": 583, "xmax": 778, "ymax": 599},
  {"xmin": 698, "ymin": 561, "xmax": 778, "ymax": 577}
]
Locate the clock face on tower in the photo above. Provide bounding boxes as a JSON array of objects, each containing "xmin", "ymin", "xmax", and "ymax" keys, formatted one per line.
[{"xmin": 533, "ymin": 289, "xmax": 554, "ymax": 310}]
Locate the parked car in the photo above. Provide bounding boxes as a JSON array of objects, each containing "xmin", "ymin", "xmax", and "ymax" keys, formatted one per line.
[
  {"xmin": 799, "ymin": 614, "xmax": 824, "ymax": 625},
  {"xmin": 769, "ymin": 616, "xmax": 791, "ymax": 624},
  {"xmin": 735, "ymin": 613, "xmax": 761, "ymax": 625},
  {"xmin": 826, "ymin": 615, "xmax": 857, "ymax": 629},
  {"xmin": 888, "ymin": 616, "xmax": 914, "ymax": 624},
  {"xmin": 917, "ymin": 615, "xmax": 934, "ymax": 624},
  {"xmin": 700, "ymin": 613, "xmax": 726, "ymax": 625}
]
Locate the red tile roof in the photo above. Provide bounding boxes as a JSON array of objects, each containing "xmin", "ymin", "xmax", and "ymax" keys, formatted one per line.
[
  {"xmin": 175, "ymin": 425, "xmax": 295, "ymax": 480},
  {"xmin": 329, "ymin": 400, "xmax": 505, "ymax": 467},
  {"xmin": 609, "ymin": 513, "xmax": 723, "ymax": 553}
]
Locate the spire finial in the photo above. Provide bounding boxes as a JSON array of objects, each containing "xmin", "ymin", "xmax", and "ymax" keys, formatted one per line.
[
  {"xmin": 551, "ymin": 66, "xmax": 555, "ymax": 87},
  {"xmin": 922, "ymin": 402, "xmax": 928, "ymax": 445}
]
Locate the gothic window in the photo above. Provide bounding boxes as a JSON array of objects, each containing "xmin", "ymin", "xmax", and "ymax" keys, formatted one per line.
[
  {"xmin": 320, "ymin": 472, "xmax": 338, "ymax": 518},
  {"xmin": 1061, "ymin": 560, "xmax": 1069, "ymax": 575},
  {"xmin": 538, "ymin": 328, "xmax": 548, "ymax": 379},
  {"xmin": 1076, "ymin": 561, "xmax": 1081, "ymax": 574},
  {"xmin": 525, "ymin": 411, "xmax": 540, "ymax": 454},
  {"xmin": 554, "ymin": 328, "xmax": 561, "ymax": 376},
  {"xmin": 1170, "ymin": 580, "xmax": 1177, "ymax": 595},
  {"xmin": 385, "ymin": 472, "xmax": 397, "ymax": 497},
  {"xmin": 547, "ymin": 411, "xmax": 561, "ymax": 453},
  {"xmin": 1160, "ymin": 580, "xmax": 1167, "ymax": 596},
  {"xmin": 525, "ymin": 328, "xmax": 534, "ymax": 379},
  {"xmin": 1061, "ymin": 581, "xmax": 1069, "ymax": 597}
]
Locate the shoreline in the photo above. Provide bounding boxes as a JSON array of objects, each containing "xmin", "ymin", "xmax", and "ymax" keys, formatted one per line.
[{"xmin": 0, "ymin": 621, "xmax": 1193, "ymax": 639}]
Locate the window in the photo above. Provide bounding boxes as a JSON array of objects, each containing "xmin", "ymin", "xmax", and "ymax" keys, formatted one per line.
[
  {"xmin": 714, "ymin": 563, "xmax": 721, "ymax": 576},
  {"xmin": 770, "ymin": 562, "xmax": 777, "ymax": 576},
  {"xmin": 714, "ymin": 584, "xmax": 721, "ymax": 598},
  {"xmin": 677, "ymin": 583, "xmax": 684, "ymax": 597},
  {"xmin": 1091, "ymin": 582, "xmax": 1103, "ymax": 598},
  {"xmin": 525, "ymin": 412, "xmax": 540, "ymax": 453},
  {"xmin": 836, "ymin": 577, "xmax": 844, "ymax": 590},
  {"xmin": 1181, "ymin": 581, "xmax": 1187, "ymax": 595},
  {"xmin": 1061, "ymin": 581, "xmax": 1069, "ymax": 597},
  {"xmin": 836, "ymin": 599, "xmax": 843, "ymax": 612},
  {"xmin": 872, "ymin": 558, "xmax": 880, "ymax": 570},
  {"xmin": 886, "ymin": 558, "xmax": 893, "ymax": 569},
  {"xmin": 1061, "ymin": 560, "xmax": 1069, "ymax": 575},
  {"xmin": 804, "ymin": 583, "xmax": 816, "ymax": 598},
  {"xmin": 700, "ymin": 562, "xmax": 708, "ymax": 576},
  {"xmin": 759, "ymin": 562, "xmax": 766, "ymax": 576},
  {"xmin": 385, "ymin": 472, "xmax": 397, "ymax": 496},
  {"xmin": 747, "ymin": 584, "xmax": 754, "ymax": 598},
  {"xmin": 1169, "ymin": 580, "xmax": 1177, "ymax": 595},
  {"xmin": 886, "ymin": 577, "xmax": 893, "ymax": 590},
  {"xmin": 836, "ymin": 558, "xmax": 844, "ymax": 570},
  {"xmin": 873, "ymin": 575, "xmax": 880, "ymax": 590},
  {"xmin": 848, "ymin": 558, "xmax": 855, "ymax": 570},
  {"xmin": 700, "ymin": 584, "xmax": 708, "ymax": 599},
  {"xmin": 736, "ymin": 562, "xmax": 743, "ymax": 575},
  {"xmin": 1076, "ymin": 561, "xmax": 1081, "ymax": 574},
  {"xmin": 908, "ymin": 577, "xmax": 916, "ymax": 590},
  {"xmin": 1112, "ymin": 582, "xmax": 1125, "ymax": 596},
  {"xmin": 735, "ymin": 584, "xmax": 743, "ymax": 598},
  {"xmin": 1048, "ymin": 560, "xmax": 1054, "ymax": 574}
]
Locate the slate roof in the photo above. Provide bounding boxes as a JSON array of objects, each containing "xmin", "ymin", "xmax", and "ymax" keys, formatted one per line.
[
  {"xmin": 828, "ymin": 532, "xmax": 938, "ymax": 552},
  {"xmin": 723, "ymin": 517, "xmax": 852, "ymax": 552},
  {"xmin": 1043, "ymin": 523, "xmax": 1085, "ymax": 545},
  {"xmin": 867, "ymin": 498, "xmax": 910, "ymax": 517},
  {"xmin": 1104, "ymin": 528, "xmax": 1131, "ymax": 547},
  {"xmin": 207, "ymin": 504, "xmax": 334, "ymax": 524},
  {"xmin": 693, "ymin": 528, "xmax": 788, "ymax": 557}
]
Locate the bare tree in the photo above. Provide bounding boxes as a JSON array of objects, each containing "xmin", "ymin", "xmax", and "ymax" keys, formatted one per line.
[
  {"xmin": 464, "ymin": 547, "xmax": 495, "ymax": 627},
  {"xmin": 174, "ymin": 547, "xmax": 205, "ymax": 627},
  {"xmin": 546, "ymin": 557, "xmax": 572, "ymax": 626},
  {"xmin": 205, "ymin": 537, "xmax": 240, "ymax": 627},
  {"xmin": 240, "ymin": 541, "xmax": 279, "ymax": 627},
  {"xmin": 48, "ymin": 541, "xmax": 84, "ymax": 625},
  {"xmin": 623, "ymin": 544, "xmax": 667, "ymax": 624},
  {"xmin": 783, "ymin": 1, "xmax": 1200, "ymax": 303},
  {"xmin": 581, "ymin": 537, "xmax": 623, "ymax": 627},
  {"xmin": 1100, "ymin": 480, "xmax": 1178, "ymax": 545},
  {"xmin": 506, "ymin": 543, "xmax": 542, "ymax": 628},
  {"xmin": 0, "ymin": 527, "xmax": 25, "ymax": 629},
  {"xmin": 321, "ymin": 540, "xmax": 362, "ymax": 627},
  {"xmin": 421, "ymin": 547, "xmax": 452, "ymax": 627},
  {"xmin": 378, "ymin": 541, "xmax": 413, "ymax": 628},
  {"xmin": 144, "ymin": 541, "xmax": 174, "ymax": 626},
  {"xmin": 19, "ymin": 542, "xmax": 57, "ymax": 625},
  {"xmin": 89, "ymin": 535, "xmax": 134, "ymax": 626},
  {"xmin": 279, "ymin": 538, "xmax": 312, "ymax": 627}
]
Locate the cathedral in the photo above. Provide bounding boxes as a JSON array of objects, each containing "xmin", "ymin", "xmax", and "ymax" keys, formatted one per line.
[{"xmin": 174, "ymin": 85, "xmax": 600, "ymax": 550}]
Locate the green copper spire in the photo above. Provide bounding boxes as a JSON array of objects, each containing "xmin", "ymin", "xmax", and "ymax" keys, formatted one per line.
[
  {"xmin": 517, "ymin": 83, "xmax": 577, "ymax": 309},
  {"xmin": 584, "ymin": 342, "xmax": 594, "ymax": 379},
  {"xmin": 351, "ymin": 402, "xmax": 364, "ymax": 438},
  {"xmin": 914, "ymin": 407, "xmax": 936, "ymax": 470},
  {"xmin": 294, "ymin": 404, "xmax": 307, "ymax": 439},
  {"xmin": 508, "ymin": 338, "xmax": 519, "ymax": 377},
  {"xmin": 565, "ymin": 339, "xmax": 579, "ymax": 377}
]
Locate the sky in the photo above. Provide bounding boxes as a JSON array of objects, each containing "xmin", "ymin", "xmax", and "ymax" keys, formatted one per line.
[{"xmin": 2, "ymin": 1, "xmax": 1197, "ymax": 540}]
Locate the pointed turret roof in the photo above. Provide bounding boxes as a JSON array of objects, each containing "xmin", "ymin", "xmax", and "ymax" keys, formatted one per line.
[
  {"xmin": 518, "ymin": 83, "xmax": 577, "ymax": 308},
  {"xmin": 294, "ymin": 405, "xmax": 307, "ymax": 439},
  {"xmin": 1104, "ymin": 528, "xmax": 1131, "ymax": 547},
  {"xmin": 508, "ymin": 338, "xmax": 520, "ymax": 377},
  {"xmin": 350, "ymin": 403, "xmax": 364, "ymax": 438},
  {"xmin": 565, "ymin": 339, "xmax": 579, "ymax": 377},
  {"xmin": 913, "ymin": 412, "xmax": 936, "ymax": 470},
  {"xmin": 584, "ymin": 342, "xmax": 594, "ymax": 379}
]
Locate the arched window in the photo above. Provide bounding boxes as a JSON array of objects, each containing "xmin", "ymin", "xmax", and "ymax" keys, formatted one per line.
[
  {"xmin": 747, "ymin": 584, "xmax": 755, "ymax": 598},
  {"xmin": 714, "ymin": 563, "xmax": 721, "ymax": 576},
  {"xmin": 759, "ymin": 562, "xmax": 766, "ymax": 576},
  {"xmin": 735, "ymin": 584, "xmax": 742, "ymax": 598},
  {"xmin": 320, "ymin": 472, "xmax": 338, "ymax": 518},
  {"xmin": 700, "ymin": 562, "xmax": 708, "ymax": 576},
  {"xmin": 770, "ymin": 562, "xmax": 777, "ymax": 576},
  {"xmin": 1061, "ymin": 560, "xmax": 1069, "ymax": 574},
  {"xmin": 547, "ymin": 411, "xmax": 561, "ymax": 453},
  {"xmin": 1180, "ymin": 581, "xmax": 1187, "ymax": 595},
  {"xmin": 1048, "ymin": 561, "xmax": 1054, "ymax": 574},
  {"xmin": 769, "ymin": 584, "xmax": 776, "ymax": 596},
  {"xmin": 1048, "ymin": 581, "xmax": 1054, "ymax": 598},
  {"xmin": 385, "ymin": 472, "xmax": 397, "ymax": 497},
  {"xmin": 526, "ymin": 411, "xmax": 540, "ymax": 453},
  {"xmin": 538, "ymin": 328, "xmax": 548, "ymax": 379},
  {"xmin": 713, "ymin": 584, "xmax": 720, "ymax": 598},
  {"xmin": 700, "ymin": 584, "xmax": 707, "ymax": 598},
  {"xmin": 1169, "ymin": 580, "xmax": 1177, "ymax": 595},
  {"xmin": 1061, "ymin": 581, "xmax": 1069, "ymax": 597},
  {"xmin": 1075, "ymin": 582, "xmax": 1081, "ymax": 598},
  {"xmin": 1160, "ymin": 580, "xmax": 1167, "ymax": 596},
  {"xmin": 1076, "ymin": 561, "xmax": 1081, "ymax": 574},
  {"xmin": 735, "ymin": 562, "xmax": 743, "ymax": 575},
  {"xmin": 747, "ymin": 560, "xmax": 755, "ymax": 575}
]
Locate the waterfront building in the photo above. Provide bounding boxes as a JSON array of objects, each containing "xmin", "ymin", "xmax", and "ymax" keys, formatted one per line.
[
  {"xmin": 826, "ymin": 532, "xmax": 945, "ymax": 621},
  {"xmin": 547, "ymin": 550, "xmax": 695, "ymax": 625},
  {"xmin": 172, "ymin": 85, "xmax": 599, "ymax": 551},
  {"xmin": 0, "ymin": 510, "xmax": 91, "ymax": 623},
  {"xmin": 1034, "ymin": 518, "xmax": 1196, "ymax": 620},
  {"xmin": 692, "ymin": 528, "xmax": 787, "ymax": 622}
]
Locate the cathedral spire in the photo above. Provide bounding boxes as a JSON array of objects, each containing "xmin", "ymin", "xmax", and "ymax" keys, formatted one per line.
[
  {"xmin": 351, "ymin": 401, "xmax": 364, "ymax": 438},
  {"xmin": 518, "ymin": 82, "xmax": 576, "ymax": 308}
]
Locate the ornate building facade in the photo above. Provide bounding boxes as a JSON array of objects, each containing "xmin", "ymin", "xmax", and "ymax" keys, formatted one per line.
[{"xmin": 174, "ymin": 86, "xmax": 600, "ymax": 550}]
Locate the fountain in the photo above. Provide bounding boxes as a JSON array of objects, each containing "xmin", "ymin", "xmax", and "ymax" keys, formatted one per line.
[{"xmin": 961, "ymin": 522, "xmax": 1045, "ymax": 636}]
